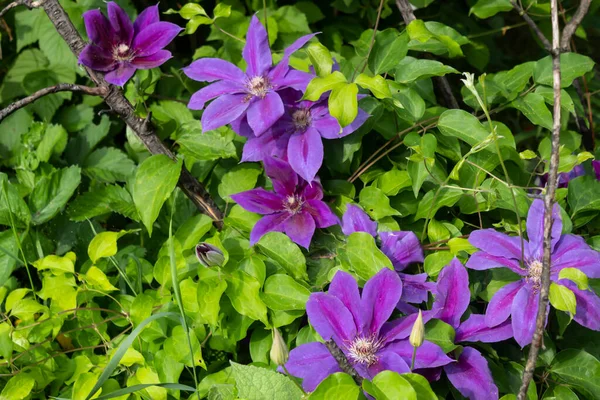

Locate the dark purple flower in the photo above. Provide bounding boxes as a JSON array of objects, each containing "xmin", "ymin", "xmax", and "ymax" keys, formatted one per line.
[
  {"xmin": 593, "ymin": 160, "xmax": 600, "ymax": 180},
  {"xmin": 283, "ymin": 269, "xmax": 452, "ymax": 391},
  {"xmin": 183, "ymin": 16, "xmax": 316, "ymax": 135},
  {"xmin": 539, "ymin": 164, "xmax": 585, "ymax": 188},
  {"xmin": 230, "ymin": 157, "xmax": 338, "ymax": 249},
  {"xmin": 234, "ymin": 89, "xmax": 369, "ymax": 182},
  {"xmin": 467, "ymin": 199, "xmax": 600, "ymax": 347},
  {"xmin": 341, "ymin": 204, "xmax": 378, "ymax": 237},
  {"xmin": 79, "ymin": 2, "xmax": 182, "ymax": 86},
  {"xmin": 380, "ymin": 231, "xmax": 424, "ymax": 272}
]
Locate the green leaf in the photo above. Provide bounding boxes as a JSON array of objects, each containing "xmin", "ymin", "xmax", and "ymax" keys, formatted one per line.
[
  {"xmin": 400, "ymin": 374, "xmax": 437, "ymax": 400},
  {"xmin": 213, "ymin": 3, "xmax": 231, "ymax": 20},
  {"xmin": 230, "ymin": 362, "xmax": 303, "ymax": 400},
  {"xmin": 132, "ymin": 155, "xmax": 182, "ymax": 236},
  {"xmin": 0, "ymin": 373, "xmax": 35, "ymax": 400},
  {"xmin": 342, "ymin": 232, "xmax": 393, "ymax": 281},
  {"xmin": 438, "ymin": 109, "xmax": 491, "ymax": 147},
  {"xmin": 309, "ymin": 373, "xmax": 360, "ymax": 399},
  {"xmin": 363, "ymin": 371, "xmax": 417, "ymax": 400},
  {"xmin": 225, "ymin": 271, "xmax": 269, "ymax": 325},
  {"xmin": 551, "ymin": 349, "xmax": 600, "ymax": 398},
  {"xmin": 568, "ymin": 176, "xmax": 600, "ymax": 221},
  {"xmin": 85, "ymin": 266, "xmax": 118, "ymax": 292},
  {"xmin": 95, "ymin": 384, "xmax": 196, "ymax": 400},
  {"xmin": 177, "ymin": 123, "xmax": 237, "ymax": 161},
  {"xmin": 425, "ymin": 319, "xmax": 457, "ymax": 353},
  {"xmin": 394, "ymin": 56, "xmax": 459, "ymax": 83},
  {"xmin": 32, "ymin": 252, "xmax": 75, "ymax": 274},
  {"xmin": 197, "ymin": 267, "xmax": 227, "ymax": 326},
  {"xmin": 415, "ymin": 188, "xmax": 463, "ymax": 220},
  {"xmin": 218, "ymin": 163, "xmax": 262, "ymax": 201},
  {"xmin": 306, "ymin": 42, "xmax": 333, "ymax": 77},
  {"xmin": 534, "ymin": 86, "xmax": 575, "ymax": 114},
  {"xmin": 359, "ymin": 186, "xmax": 400, "ymax": 220},
  {"xmin": 83, "ymin": 147, "xmax": 136, "ymax": 183},
  {"xmin": 470, "ymin": 0, "xmax": 512, "ymax": 19},
  {"xmin": 407, "ymin": 20, "xmax": 465, "ymax": 58},
  {"xmin": 257, "ymin": 232, "xmax": 307, "ymax": 281},
  {"xmin": 375, "ymin": 169, "xmax": 412, "ymax": 196},
  {"xmin": 559, "ymin": 268, "xmax": 589, "ymax": 290},
  {"xmin": 0, "ymin": 176, "xmax": 31, "ymax": 228},
  {"xmin": 261, "ymin": 274, "xmax": 310, "ymax": 311},
  {"xmin": 368, "ymin": 29, "xmax": 409, "ymax": 74},
  {"xmin": 549, "ymin": 282, "xmax": 576, "ymax": 315},
  {"xmin": 329, "ymin": 83, "xmax": 359, "ymax": 128},
  {"xmin": 542, "ymin": 385, "xmax": 579, "ymax": 400},
  {"xmin": 303, "ymin": 71, "xmax": 347, "ymax": 101},
  {"xmin": 510, "ymin": 93, "xmax": 553, "ymax": 130},
  {"xmin": 29, "ymin": 166, "xmax": 81, "ymax": 225},
  {"xmin": 355, "ymin": 74, "xmax": 392, "ymax": 99},
  {"xmin": 534, "ymin": 53, "xmax": 595, "ymax": 88},
  {"xmin": 424, "ymin": 251, "xmax": 454, "ymax": 278},
  {"xmin": 88, "ymin": 231, "xmax": 128, "ymax": 263}
]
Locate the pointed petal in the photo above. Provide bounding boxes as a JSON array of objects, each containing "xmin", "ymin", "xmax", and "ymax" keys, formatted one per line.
[
  {"xmin": 132, "ymin": 22, "xmax": 182, "ymax": 57},
  {"xmin": 301, "ymin": 180, "xmax": 324, "ymax": 200},
  {"xmin": 366, "ymin": 351, "xmax": 410, "ymax": 379},
  {"xmin": 307, "ymin": 292, "xmax": 357, "ymax": 345},
  {"xmin": 593, "ymin": 160, "xmax": 600, "ymax": 180},
  {"xmin": 284, "ymin": 342, "xmax": 341, "ymax": 392},
  {"xmin": 387, "ymin": 340, "xmax": 453, "ymax": 369},
  {"xmin": 456, "ymin": 315, "xmax": 513, "ymax": 343},
  {"xmin": 183, "ymin": 58, "xmax": 246, "ymax": 83},
  {"xmin": 134, "ymin": 4, "xmax": 159, "ymax": 35},
  {"xmin": 361, "ymin": 268, "xmax": 403, "ymax": 336},
  {"xmin": 104, "ymin": 63, "xmax": 136, "ymax": 86},
  {"xmin": 200, "ymin": 94, "xmax": 249, "ymax": 132},
  {"xmin": 341, "ymin": 204, "xmax": 377, "ymax": 237},
  {"xmin": 131, "ymin": 49, "xmax": 171, "ymax": 69},
  {"xmin": 270, "ymin": 33, "xmax": 318, "ymax": 82},
  {"xmin": 560, "ymin": 280, "xmax": 600, "ymax": 331},
  {"xmin": 328, "ymin": 271, "xmax": 362, "ymax": 330},
  {"xmin": 398, "ymin": 273, "xmax": 434, "ymax": 304},
  {"xmin": 243, "ymin": 15, "xmax": 272, "ymax": 77},
  {"xmin": 526, "ymin": 199, "xmax": 562, "ymax": 260},
  {"xmin": 432, "ymin": 258, "xmax": 470, "ymax": 329},
  {"xmin": 466, "ymin": 251, "xmax": 527, "ymax": 275},
  {"xmin": 341, "ymin": 108, "xmax": 369, "ymax": 136},
  {"xmin": 107, "ymin": 2, "xmax": 133, "ymax": 45},
  {"xmin": 274, "ymin": 68, "xmax": 314, "ymax": 92},
  {"xmin": 445, "ymin": 347, "xmax": 499, "ymax": 400},
  {"xmin": 314, "ymin": 114, "xmax": 342, "ymax": 139},
  {"xmin": 283, "ymin": 211, "xmax": 316, "ymax": 249},
  {"xmin": 247, "ymin": 92, "xmax": 284, "ymax": 136},
  {"xmin": 230, "ymin": 188, "xmax": 283, "ymax": 214},
  {"xmin": 79, "ymin": 45, "xmax": 116, "ymax": 71},
  {"xmin": 263, "ymin": 156, "xmax": 298, "ymax": 196},
  {"xmin": 241, "ymin": 130, "xmax": 288, "ymax": 162},
  {"xmin": 552, "ymin": 234, "xmax": 600, "ymax": 278},
  {"xmin": 249, "ymin": 212, "xmax": 290, "ymax": 245},
  {"xmin": 380, "ymin": 311, "xmax": 436, "ymax": 342},
  {"xmin": 83, "ymin": 9, "xmax": 116, "ymax": 47},
  {"xmin": 188, "ymin": 80, "xmax": 245, "ymax": 110},
  {"xmin": 305, "ymin": 200, "xmax": 339, "ymax": 228},
  {"xmin": 287, "ymin": 127, "xmax": 323, "ymax": 183},
  {"xmin": 485, "ymin": 280, "xmax": 524, "ymax": 327},
  {"xmin": 469, "ymin": 229, "xmax": 524, "ymax": 260},
  {"xmin": 511, "ymin": 284, "xmax": 539, "ymax": 347},
  {"xmin": 380, "ymin": 231, "xmax": 424, "ymax": 271}
]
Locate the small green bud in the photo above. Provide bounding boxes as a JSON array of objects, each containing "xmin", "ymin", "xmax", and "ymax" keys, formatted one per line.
[
  {"xmin": 195, "ymin": 242, "xmax": 225, "ymax": 268},
  {"xmin": 270, "ymin": 328, "xmax": 289, "ymax": 366},
  {"xmin": 409, "ymin": 310, "xmax": 425, "ymax": 348}
]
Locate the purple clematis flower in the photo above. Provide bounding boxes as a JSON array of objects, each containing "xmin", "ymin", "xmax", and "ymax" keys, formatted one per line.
[
  {"xmin": 466, "ymin": 199, "xmax": 600, "ymax": 347},
  {"xmin": 380, "ymin": 231, "xmax": 424, "ymax": 272},
  {"xmin": 183, "ymin": 16, "xmax": 316, "ymax": 135},
  {"xmin": 341, "ymin": 204, "xmax": 378, "ymax": 237},
  {"xmin": 235, "ymin": 89, "xmax": 369, "ymax": 182},
  {"xmin": 230, "ymin": 157, "xmax": 338, "ymax": 249},
  {"xmin": 539, "ymin": 164, "xmax": 585, "ymax": 188},
  {"xmin": 79, "ymin": 2, "xmax": 182, "ymax": 86},
  {"xmin": 283, "ymin": 269, "xmax": 452, "ymax": 391}
]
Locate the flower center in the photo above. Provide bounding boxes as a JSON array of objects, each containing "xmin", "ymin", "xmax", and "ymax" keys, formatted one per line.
[
  {"xmin": 527, "ymin": 260, "xmax": 543, "ymax": 289},
  {"xmin": 113, "ymin": 44, "xmax": 132, "ymax": 61},
  {"xmin": 245, "ymin": 76, "xmax": 271, "ymax": 99},
  {"xmin": 347, "ymin": 335, "xmax": 383, "ymax": 366},
  {"xmin": 292, "ymin": 108, "xmax": 312, "ymax": 131},
  {"xmin": 283, "ymin": 195, "xmax": 303, "ymax": 214}
]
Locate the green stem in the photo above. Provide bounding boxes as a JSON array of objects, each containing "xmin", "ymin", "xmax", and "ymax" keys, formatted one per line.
[{"xmin": 410, "ymin": 346, "xmax": 417, "ymax": 371}]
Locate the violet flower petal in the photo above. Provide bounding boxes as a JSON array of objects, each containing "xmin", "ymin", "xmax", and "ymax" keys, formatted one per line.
[
  {"xmin": 328, "ymin": 271, "xmax": 362, "ymax": 330},
  {"xmin": 466, "ymin": 251, "xmax": 527, "ymax": 275},
  {"xmin": 456, "ymin": 315, "xmax": 513, "ymax": 343},
  {"xmin": 511, "ymin": 283, "xmax": 539, "ymax": 347},
  {"xmin": 241, "ymin": 130, "xmax": 288, "ymax": 162},
  {"xmin": 304, "ymin": 199, "xmax": 339, "ymax": 229},
  {"xmin": 283, "ymin": 211, "xmax": 316, "ymax": 249},
  {"xmin": 183, "ymin": 58, "xmax": 246, "ymax": 83},
  {"xmin": 78, "ymin": 45, "xmax": 116, "ymax": 71},
  {"xmin": 269, "ymin": 33, "xmax": 318, "ymax": 82},
  {"xmin": 188, "ymin": 80, "xmax": 245, "ymax": 110},
  {"xmin": 313, "ymin": 114, "xmax": 342, "ymax": 139},
  {"xmin": 379, "ymin": 231, "xmax": 424, "ymax": 271},
  {"xmin": 287, "ymin": 127, "xmax": 323, "ymax": 183},
  {"xmin": 361, "ymin": 268, "xmax": 403, "ymax": 336},
  {"xmin": 82, "ymin": 10, "xmax": 115, "ymax": 48},
  {"xmin": 387, "ymin": 340, "xmax": 453, "ymax": 369},
  {"xmin": 559, "ymin": 280, "xmax": 600, "ymax": 331},
  {"xmin": 134, "ymin": 4, "xmax": 159, "ymax": 35},
  {"xmin": 243, "ymin": 15, "xmax": 272, "ymax": 77},
  {"xmin": 263, "ymin": 156, "xmax": 298, "ymax": 196},
  {"xmin": 131, "ymin": 50, "xmax": 172, "ymax": 69},
  {"xmin": 276, "ymin": 69, "xmax": 315, "ymax": 92},
  {"xmin": 230, "ymin": 188, "xmax": 284, "ymax": 214},
  {"xmin": 341, "ymin": 204, "xmax": 377, "ymax": 237},
  {"xmin": 341, "ymin": 107, "xmax": 370, "ymax": 136},
  {"xmin": 526, "ymin": 199, "xmax": 562, "ymax": 259},
  {"xmin": 200, "ymin": 93, "xmax": 250, "ymax": 132},
  {"xmin": 105, "ymin": 63, "xmax": 136, "ymax": 86},
  {"xmin": 246, "ymin": 92, "xmax": 285, "ymax": 136},
  {"xmin": 107, "ymin": 2, "xmax": 133, "ymax": 45},
  {"xmin": 284, "ymin": 342, "xmax": 341, "ymax": 392},
  {"xmin": 249, "ymin": 212, "xmax": 289, "ymax": 245},
  {"xmin": 366, "ymin": 351, "xmax": 411, "ymax": 379},
  {"xmin": 397, "ymin": 272, "xmax": 434, "ymax": 304},
  {"xmin": 485, "ymin": 280, "xmax": 524, "ymax": 327},
  {"xmin": 469, "ymin": 229, "xmax": 524, "ymax": 259},
  {"xmin": 307, "ymin": 292, "xmax": 357, "ymax": 345},
  {"xmin": 444, "ymin": 347, "xmax": 499, "ymax": 400},
  {"xmin": 301, "ymin": 180, "xmax": 324, "ymax": 201},
  {"xmin": 380, "ymin": 311, "xmax": 436, "ymax": 343},
  {"xmin": 593, "ymin": 160, "xmax": 600, "ymax": 180},
  {"xmin": 132, "ymin": 22, "xmax": 182, "ymax": 57},
  {"xmin": 432, "ymin": 258, "xmax": 470, "ymax": 329}
]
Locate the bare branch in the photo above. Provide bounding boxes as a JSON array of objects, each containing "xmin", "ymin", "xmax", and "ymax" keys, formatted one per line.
[
  {"xmin": 518, "ymin": 0, "xmax": 562, "ymax": 397},
  {"xmin": 560, "ymin": 0, "xmax": 592, "ymax": 50},
  {"xmin": 324, "ymin": 340, "xmax": 363, "ymax": 386},
  {"xmin": 510, "ymin": 0, "xmax": 553, "ymax": 52},
  {"xmin": 0, "ymin": 0, "xmax": 35, "ymax": 18},
  {"xmin": 36, "ymin": 0, "xmax": 223, "ymax": 227},
  {"xmin": 0, "ymin": 83, "xmax": 105, "ymax": 122}
]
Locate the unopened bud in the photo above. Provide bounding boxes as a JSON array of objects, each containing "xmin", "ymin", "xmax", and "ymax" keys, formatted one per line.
[
  {"xmin": 409, "ymin": 310, "xmax": 425, "ymax": 348},
  {"xmin": 270, "ymin": 328, "xmax": 289, "ymax": 366},
  {"xmin": 195, "ymin": 243, "xmax": 225, "ymax": 268}
]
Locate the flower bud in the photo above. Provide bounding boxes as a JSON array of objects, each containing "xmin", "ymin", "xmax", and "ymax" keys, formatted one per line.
[
  {"xmin": 269, "ymin": 328, "xmax": 289, "ymax": 366},
  {"xmin": 409, "ymin": 310, "xmax": 425, "ymax": 348},
  {"xmin": 195, "ymin": 243, "xmax": 225, "ymax": 268}
]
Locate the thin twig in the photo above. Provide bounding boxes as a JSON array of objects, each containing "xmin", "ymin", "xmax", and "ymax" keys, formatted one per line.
[
  {"xmin": 510, "ymin": 0, "xmax": 552, "ymax": 52},
  {"xmin": 0, "ymin": 0, "xmax": 39, "ymax": 18},
  {"xmin": 560, "ymin": 0, "xmax": 592, "ymax": 50},
  {"xmin": 518, "ymin": 0, "xmax": 563, "ymax": 397},
  {"xmin": 0, "ymin": 84, "xmax": 106, "ymax": 122},
  {"xmin": 324, "ymin": 340, "xmax": 363, "ymax": 386}
]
